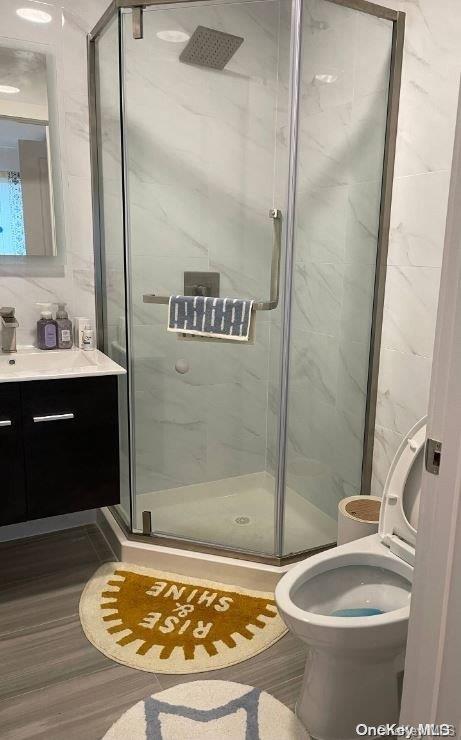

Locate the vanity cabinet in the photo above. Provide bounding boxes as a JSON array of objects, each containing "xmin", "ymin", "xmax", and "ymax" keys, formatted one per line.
[
  {"xmin": 0, "ymin": 375, "xmax": 120, "ymax": 526},
  {"xmin": 0, "ymin": 385, "xmax": 27, "ymax": 525}
]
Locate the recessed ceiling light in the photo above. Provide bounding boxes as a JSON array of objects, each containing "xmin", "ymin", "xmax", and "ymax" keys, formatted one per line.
[
  {"xmin": 0, "ymin": 85, "xmax": 20, "ymax": 94},
  {"xmin": 16, "ymin": 7, "xmax": 53, "ymax": 24},
  {"xmin": 314, "ymin": 73, "xmax": 338, "ymax": 84},
  {"xmin": 156, "ymin": 30, "xmax": 190, "ymax": 43}
]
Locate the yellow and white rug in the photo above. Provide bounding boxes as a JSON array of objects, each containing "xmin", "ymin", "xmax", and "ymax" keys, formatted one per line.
[
  {"xmin": 103, "ymin": 680, "xmax": 308, "ymax": 739},
  {"xmin": 80, "ymin": 562, "xmax": 287, "ymax": 673}
]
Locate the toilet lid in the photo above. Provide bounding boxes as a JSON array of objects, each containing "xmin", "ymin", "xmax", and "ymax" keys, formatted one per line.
[{"xmin": 379, "ymin": 416, "xmax": 427, "ymax": 556}]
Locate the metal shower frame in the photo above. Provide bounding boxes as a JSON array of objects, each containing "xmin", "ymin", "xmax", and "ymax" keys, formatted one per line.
[{"xmin": 88, "ymin": 0, "xmax": 405, "ymax": 565}]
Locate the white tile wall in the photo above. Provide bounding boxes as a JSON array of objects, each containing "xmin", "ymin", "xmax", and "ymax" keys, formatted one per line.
[
  {"xmin": 0, "ymin": 0, "xmax": 108, "ymax": 345},
  {"xmin": 370, "ymin": 0, "xmax": 461, "ymax": 494}
]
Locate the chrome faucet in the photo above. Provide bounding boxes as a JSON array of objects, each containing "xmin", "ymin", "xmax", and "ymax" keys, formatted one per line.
[{"xmin": 0, "ymin": 307, "xmax": 19, "ymax": 353}]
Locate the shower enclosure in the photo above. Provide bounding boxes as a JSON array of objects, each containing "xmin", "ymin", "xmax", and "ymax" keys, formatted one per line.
[{"xmin": 89, "ymin": 0, "xmax": 404, "ymax": 563}]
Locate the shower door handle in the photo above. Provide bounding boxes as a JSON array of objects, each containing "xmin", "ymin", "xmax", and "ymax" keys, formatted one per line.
[
  {"xmin": 142, "ymin": 208, "xmax": 282, "ymax": 311},
  {"xmin": 267, "ymin": 208, "xmax": 282, "ymax": 310}
]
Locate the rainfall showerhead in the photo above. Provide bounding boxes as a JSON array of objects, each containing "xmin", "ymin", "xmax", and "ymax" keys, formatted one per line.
[{"xmin": 179, "ymin": 25, "xmax": 244, "ymax": 71}]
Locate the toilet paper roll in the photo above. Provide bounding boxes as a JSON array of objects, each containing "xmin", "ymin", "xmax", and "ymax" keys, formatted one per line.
[{"xmin": 337, "ymin": 495, "xmax": 381, "ymax": 545}]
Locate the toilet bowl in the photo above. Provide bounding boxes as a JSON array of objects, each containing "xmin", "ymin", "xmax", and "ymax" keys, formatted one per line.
[{"xmin": 275, "ymin": 417, "xmax": 426, "ymax": 740}]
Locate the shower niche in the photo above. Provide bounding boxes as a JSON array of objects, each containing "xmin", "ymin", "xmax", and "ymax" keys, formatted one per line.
[{"xmin": 89, "ymin": 0, "xmax": 404, "ymax": 562}]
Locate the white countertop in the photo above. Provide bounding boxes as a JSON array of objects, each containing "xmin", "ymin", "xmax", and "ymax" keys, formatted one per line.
[{"xmin": 0, "ymin": 347, "xmax": 126, "ymax": 383}]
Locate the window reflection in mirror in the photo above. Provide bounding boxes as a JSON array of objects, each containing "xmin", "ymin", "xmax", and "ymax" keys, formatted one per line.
[{"xmin": 0, "ymin": 47, "xmax": 56, "ymax": 258}]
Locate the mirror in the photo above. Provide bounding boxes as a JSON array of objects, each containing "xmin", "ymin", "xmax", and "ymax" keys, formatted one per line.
[{"xmin": 0, "ymin": 47, "xmax": 57, "ymax": 258}]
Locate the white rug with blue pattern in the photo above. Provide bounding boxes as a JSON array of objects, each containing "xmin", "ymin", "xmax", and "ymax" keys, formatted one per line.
[{"xmin": 103, "ymin": 680, "xmax": 309, "ymax": 739}]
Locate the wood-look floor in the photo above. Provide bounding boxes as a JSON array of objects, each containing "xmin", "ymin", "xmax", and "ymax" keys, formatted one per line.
[{"xmin": 0, "ymin": 525, "xmax": 307, "ymax": 739}]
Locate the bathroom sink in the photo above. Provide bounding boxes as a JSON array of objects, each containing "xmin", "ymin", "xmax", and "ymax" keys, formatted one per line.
[{"xmin": 0, "ymin": 348, "xmax": 125, "ymax": 383}]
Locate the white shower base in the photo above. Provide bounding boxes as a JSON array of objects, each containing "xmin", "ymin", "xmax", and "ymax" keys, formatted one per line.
[{"xmin": 134, "ymin": 471, "xmax": 337, "ymax": 555}]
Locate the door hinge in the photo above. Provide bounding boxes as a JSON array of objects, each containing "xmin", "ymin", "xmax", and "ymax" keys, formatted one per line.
[
  {"xmin": 142, "ymin": 510, "xmax": 152, "ymax": 535},
  {"xmin": 425, "ymin": 438, "xmax": 442, "ymax": 475},
  {"xmin": 132, "ymin": 7, "xmax": 143, "ymax": 39}
]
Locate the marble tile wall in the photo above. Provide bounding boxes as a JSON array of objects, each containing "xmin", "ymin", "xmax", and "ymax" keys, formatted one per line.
[
  {"xmin": 369, "ymin": 0, "xmax": 459, "ymax": 495},
  {"xmin": 0, "ymin": 0, "xmax": 108, "ymax": 345}
]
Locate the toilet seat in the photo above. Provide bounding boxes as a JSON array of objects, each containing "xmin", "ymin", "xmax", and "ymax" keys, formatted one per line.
[
  {"xmin": 277, "ymin": 538, "xmax": 413, "ymax": 637},
  {"xmin": 275, "ymin": 416, "xmax": 428, "ymax": 631},
  {"xmin": 379, "ymin": 416, "xmax": 426, "ymax": 567}
]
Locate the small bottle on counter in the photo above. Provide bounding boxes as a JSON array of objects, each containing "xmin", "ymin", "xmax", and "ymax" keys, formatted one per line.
[
  {"xmin": 55, "ymin": 303, "xmax": 73, "ymax": 349},
  {"xmin": 36, "ymin": 303, "xmax": 58, "ymax": 350},
  {"xmin": 82, "ymin": 324, "xmax": 95, "ymax": 351},
  {"xmin": 74, "ymin": 317, "xmax": 89, "ymax": 349}
]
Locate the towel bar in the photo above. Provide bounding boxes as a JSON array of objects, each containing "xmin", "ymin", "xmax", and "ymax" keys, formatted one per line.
[{"xmin": 142, "ymin": 209, "xmax": 282, "ymax": 312}]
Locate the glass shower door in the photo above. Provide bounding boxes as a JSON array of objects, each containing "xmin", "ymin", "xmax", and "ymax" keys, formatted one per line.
[
  {"xmin": 121, "ymin": 1, "xmax": 291, "ymax": 553},
  {"xmin": 283, "ymin": 1, "xmax": 394, "ymax": 554}
]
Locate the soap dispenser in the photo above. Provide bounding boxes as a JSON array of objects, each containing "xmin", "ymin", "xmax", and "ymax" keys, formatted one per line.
[
  {"xmin": 55, "ymin": 302, "xmax": 73, "ymax": 349},
  {"xmin": 36, "ymin": 303, "xmax": 58, "ymax": 350}
]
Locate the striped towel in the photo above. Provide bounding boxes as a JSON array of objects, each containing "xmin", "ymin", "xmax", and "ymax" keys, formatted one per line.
[{"xmin": 168, "ymin": 296, "xmax": 254, "ymax": 341}]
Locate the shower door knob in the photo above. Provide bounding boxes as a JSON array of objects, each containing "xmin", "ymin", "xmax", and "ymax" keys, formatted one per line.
[{"xmin": 194, "ymin": 285, "xmax": 208, "ymax": 297}]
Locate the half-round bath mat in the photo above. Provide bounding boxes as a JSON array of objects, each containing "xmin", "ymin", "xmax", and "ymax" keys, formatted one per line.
[
  {"xmin": 103, "ymin": 680, "xmax": 308, "ymax": 739},
  {"xmin": 80, "ymin": 562, "xmax": 287, "ymax": 674}
]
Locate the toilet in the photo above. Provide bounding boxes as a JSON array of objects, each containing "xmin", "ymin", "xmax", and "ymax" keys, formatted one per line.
[{"xmin": 275, "ymin": 417, "xmax": 426, "ymax": 740}]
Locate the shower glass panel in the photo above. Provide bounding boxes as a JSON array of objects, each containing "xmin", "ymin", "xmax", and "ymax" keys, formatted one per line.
[
  {"xmin": 282, "ymin": 3, "xmax": 394, "ymax": 554},
  {"xmin": 92, "ymin": 16, "xmax": 131, "ymax": 526},
  {"xmin": 89, "ymin": 0, "xmax": 403, "ymax": 562},
  {"xmin": 121, "ymin": 1, "xmax": 291, "ymax": 553}
]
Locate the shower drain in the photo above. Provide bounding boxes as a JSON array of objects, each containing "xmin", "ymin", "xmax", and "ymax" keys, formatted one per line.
[{"xmin": 234, "ymin": 516, "xmax": 251, "ymax": 525}]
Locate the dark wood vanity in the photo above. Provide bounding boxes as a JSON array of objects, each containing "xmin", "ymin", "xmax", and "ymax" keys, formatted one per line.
[{"xmin": 0, "ymin": 376, "xmax": 120, "ymax": 526}]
